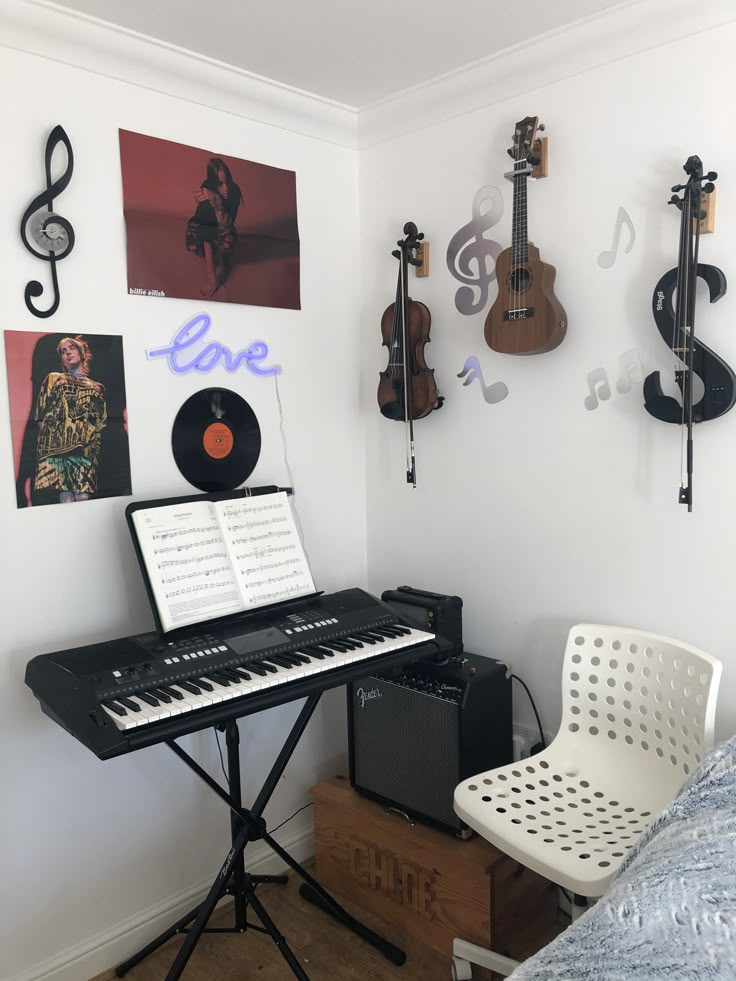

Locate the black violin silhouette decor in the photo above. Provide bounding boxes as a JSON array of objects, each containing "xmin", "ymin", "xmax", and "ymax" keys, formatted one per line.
[
  {"xmin": 20, "ymin": 125, "xmax": 76, "ymax": 318},
  {"xmin": 377, "ymin": 222, "xmax": 443, "ymax": 487},
  {"xmin": 643, "ymin": 155, "xmax": 735, "ymax": 511}
]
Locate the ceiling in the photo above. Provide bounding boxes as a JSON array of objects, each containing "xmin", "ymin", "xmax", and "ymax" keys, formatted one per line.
[{"xmin": 51, "ymin": 0, "xmax": 624, "ymax": 107}]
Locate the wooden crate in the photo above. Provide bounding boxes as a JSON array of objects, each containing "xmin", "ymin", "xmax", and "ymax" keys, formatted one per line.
[{"xmin": 311, "ymin": 776, "xmax": 557, "ymax": 962}]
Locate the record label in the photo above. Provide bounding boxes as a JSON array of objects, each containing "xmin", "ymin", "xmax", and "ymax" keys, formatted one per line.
[
  {"xmin": 202, "ymin": 422, "xmax": 234, "ymax": 459},
  {"xmin": 172, "ymin": 388, "xmax": 261, "ymax": 492}
]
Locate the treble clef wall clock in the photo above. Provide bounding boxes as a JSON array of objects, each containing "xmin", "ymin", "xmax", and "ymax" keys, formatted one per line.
[{"xmin": 20, "ymin": 125, "xmax": 76, "ymax": 318}]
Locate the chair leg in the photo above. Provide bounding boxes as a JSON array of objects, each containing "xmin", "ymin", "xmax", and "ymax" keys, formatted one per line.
[
  {"xmin": 572, "ymin": 894, "xmax": 589, "ymax": 923},
  {"xmin": 452, "ymin": 938, "xmax": 520, "ymax": 978}
]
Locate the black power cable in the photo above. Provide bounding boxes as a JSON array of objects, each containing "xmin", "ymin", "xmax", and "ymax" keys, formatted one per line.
[{"xmin": 510, "ymin": 673, "xmax": 546, "ymax": 751}]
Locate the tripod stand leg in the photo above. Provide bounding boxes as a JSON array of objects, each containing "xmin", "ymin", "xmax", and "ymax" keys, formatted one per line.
[
  {"xmin": 265, "ymin": 832, "xmax": 406, "ymax": 966},
  {"xmin": 115, "ymin": 902, "xmax": 201, "ymax": 977},
  {"xmin": 163, "ymin": 823, "xmax": 250, "ymax": 981},
  {"xmin": 247, "ymin": 887, "xmax": 311, "ymax": 980}
]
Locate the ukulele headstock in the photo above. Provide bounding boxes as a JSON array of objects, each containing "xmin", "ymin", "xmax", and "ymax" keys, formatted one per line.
[{"xmin": 508, "ymin": 116, "xmax": 539, "ymax": 164}]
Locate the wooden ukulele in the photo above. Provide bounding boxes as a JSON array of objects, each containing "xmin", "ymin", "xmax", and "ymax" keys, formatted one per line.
[{"xmin": 484, "ymin": 115, "xmax": 567, "ymax": 355}]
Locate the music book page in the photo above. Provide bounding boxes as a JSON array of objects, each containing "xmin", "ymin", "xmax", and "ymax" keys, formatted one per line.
[
  {"xmin": 130, "ymin": 492, "xmax": 314, "ymax": 633},
  {"xmin": 216, "ymin": 493, "xmax": 315, "ymax": 609},
  {"xmin": 130, "ymin": 501, "xmax": 242, "ymax": 632}
]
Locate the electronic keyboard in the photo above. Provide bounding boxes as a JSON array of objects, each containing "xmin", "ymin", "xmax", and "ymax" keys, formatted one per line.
[{"xmin": 25, "ymin": 588, "xmax": 450, "ymax": 760}]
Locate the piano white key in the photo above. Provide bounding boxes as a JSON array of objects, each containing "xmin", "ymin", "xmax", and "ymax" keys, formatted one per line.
[
  {"xmin": 125, "ymin": 696, "xmax": 159, "ymax": 725},
  {"xmin": 101, "ymin": 704, "xmax": 139, "ymax": 731}
]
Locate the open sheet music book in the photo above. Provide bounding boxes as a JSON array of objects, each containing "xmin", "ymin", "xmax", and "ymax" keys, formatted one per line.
[{"xmin": 129, "ymin": 492, "xmax": 315, "ymax": 633}]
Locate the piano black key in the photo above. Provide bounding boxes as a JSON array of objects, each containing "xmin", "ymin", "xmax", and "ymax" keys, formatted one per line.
[
  {"xmin": 234, "ymin": 668, "xmax": 252, "ymax": 681},
  {"xmin": 102, "ymin": 700, "xmax": 127, "ymax": 716},
  {"xmin": 246, "ymin": 664, "xmax": 268, "ymax": 677},
  {"xmin": 221, "ymin": 669, "xmax": 243, "ymax": 683},
  {"xmin": 377, "ymin": 626, "xmax": 403, "ymax": 638},
  {"xmin": 352, "ymin": 633, "xmax": 378, "ymax": 644},
  {"xmin": 179, "ymin": 681, "xmax": 201, "ymax": 694},
  {"xmin": 195, "ymin": 678, "xmax": 214, "ymax": 692},
  {"xmin": 343, "ymin": 636, "xmax": 365, "ymax": 648},
  {"xmin": 119, "ymin": 696, "xmax": 143, "ymax": 712},
  {"xmin": 137, "ymin": 691, "xmax": 160, "ymax": 706},
  {"xmin": 285, "ymin": 652, "xmax": 311, "ymax": 664},
  {"xmin": 266, "ymin": 655, "xmax": 294, "ymax": 669},
  {"xmin": 161, "ymin": 686, "xmax": 184, "ymax": 700},
  {"xmin": 310, "ymin": 644, "xmax": 336, "ymax": 656},
  {"xmin": 153, "ymin": 689, "xmax": 173, "ymax": 703},
  {"xmin": 303, "ymin": 646, "xmax": 326, "ymax": 659},
  {"xmin": 336, "ymin": 638, "xmax": 359, "ymax": 650},
  {"xmin": 206, "ymin": 673, "xmax": 231, "ymax": 687},
  {"xmin": 323, "ymin": 642, "xmax": 349, "ymax": 653}
]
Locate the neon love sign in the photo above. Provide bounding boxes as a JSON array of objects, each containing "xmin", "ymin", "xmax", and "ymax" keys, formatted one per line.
[{"xmin": 146, "ymin": 313, "xmax": 281, "ymax": 376}]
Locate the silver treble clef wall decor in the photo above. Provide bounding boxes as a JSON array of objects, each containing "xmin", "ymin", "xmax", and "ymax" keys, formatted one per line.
[{"xmin": 20, "ymin": 125, "xmax": 75, "ymax": 318}]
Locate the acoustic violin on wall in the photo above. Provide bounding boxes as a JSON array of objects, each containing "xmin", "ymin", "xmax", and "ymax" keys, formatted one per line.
[
  {"xmin": 377, "ymin": 222, "xmax": 443, "ymax": 487},
  {"xmin": 484, "ymin": 115, "xmax": 567, "ymax": 355}
]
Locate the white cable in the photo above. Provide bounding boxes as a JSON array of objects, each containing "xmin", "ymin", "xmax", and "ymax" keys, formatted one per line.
[{"xmin": 272, "ymin": 372, "xmax": 313, "ymax": 577}]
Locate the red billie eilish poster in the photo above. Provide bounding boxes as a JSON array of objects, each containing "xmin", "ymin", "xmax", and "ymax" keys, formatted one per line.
[
  {"xmin": 5, "ymin": 331, "xmax": 132, "ymax": 508},
  {"xmin": 118, "ymin": 130, "xmax": 301, "ymax": 309}
]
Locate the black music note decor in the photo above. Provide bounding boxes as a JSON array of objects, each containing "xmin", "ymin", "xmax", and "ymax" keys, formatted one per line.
[
  {"xmin": 20, "ymin": 125, "xmax": 75, "ymax": 319},
  {"xmin": 446, "ymin": 186, "xmax": 504, "ymax": 315}
]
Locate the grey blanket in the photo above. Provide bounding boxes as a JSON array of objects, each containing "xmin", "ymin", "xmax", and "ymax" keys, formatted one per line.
[{"xmin": 510, "ymin": 735, "xmax": 736, "ymax": 980}]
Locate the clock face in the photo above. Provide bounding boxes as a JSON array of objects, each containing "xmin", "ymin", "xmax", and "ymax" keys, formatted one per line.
[{"xmin": 30, "ymin": 212, "xmax": 70, "ymax": 253}]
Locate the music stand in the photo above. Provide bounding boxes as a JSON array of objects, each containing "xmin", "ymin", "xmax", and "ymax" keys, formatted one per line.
[{"xmin": 116, "ymin": 486, "xmax": 407, "ymax": 979}]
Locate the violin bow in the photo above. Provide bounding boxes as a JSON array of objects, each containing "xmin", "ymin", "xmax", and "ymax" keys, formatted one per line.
[
  {"xmin": 669, "ymin": 157, "xmax": 716, "ymax": 511},
  {"xmin": 396, "ymin": 224, "xmax": 424, "ymax": 488}
]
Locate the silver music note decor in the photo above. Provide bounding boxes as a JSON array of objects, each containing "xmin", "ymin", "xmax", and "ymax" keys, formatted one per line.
[
  {"xmin": 457, "ymin": 356, "xmax": 508, "ymax": 404},
  {"xmin": 598, "ymin": 207, "xmax": 635, "ymax": 269},
  {"xmin": 446, "ymin": 186, "xmax": 504, "ymax": 315}
]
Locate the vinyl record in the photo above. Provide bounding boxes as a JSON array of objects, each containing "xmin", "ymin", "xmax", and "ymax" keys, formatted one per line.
[{"xmin": 172, "ymin": 388, "xmax": 261, "ymax": 491}]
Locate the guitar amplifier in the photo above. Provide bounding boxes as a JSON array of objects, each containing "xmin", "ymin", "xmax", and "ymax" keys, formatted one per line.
[{"xmin": 348, "ymin": 652, "xmax": 512, "ymax": 834}]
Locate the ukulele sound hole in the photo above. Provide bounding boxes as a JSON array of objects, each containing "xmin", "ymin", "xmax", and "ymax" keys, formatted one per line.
[{"xmin": 509, "ymin": 267, "xmax": 532, "ymax": 293}]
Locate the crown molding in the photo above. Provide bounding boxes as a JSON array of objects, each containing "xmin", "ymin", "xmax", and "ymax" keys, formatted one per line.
[
  {"xmin": 358, "ymin": 0, "xmax": 736, "ymax": 149},
  {"xmin": 0, "ymin": 0, "xmax": 359, "ymax": 149}
]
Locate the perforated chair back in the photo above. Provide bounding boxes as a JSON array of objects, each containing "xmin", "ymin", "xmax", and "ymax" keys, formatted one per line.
[{"xmin": 454, "ymin": 624, "xmax": 721, "ymax": 896}]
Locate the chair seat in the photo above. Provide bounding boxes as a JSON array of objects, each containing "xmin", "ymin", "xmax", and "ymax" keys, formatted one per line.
[{"xmin": 454, "ymin": 749, "xmax": 667, "ymax": 896}]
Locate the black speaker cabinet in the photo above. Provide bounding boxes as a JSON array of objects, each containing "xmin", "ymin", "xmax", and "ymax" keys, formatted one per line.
[{"xmin": 348, "ymin": 652, "xmax": 512, "ymax": 835}]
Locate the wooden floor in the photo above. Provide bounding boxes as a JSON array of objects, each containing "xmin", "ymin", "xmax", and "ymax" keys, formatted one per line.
[{"xmin": 93, "ymin": 865, "xmax": 460, "ymax": 980}]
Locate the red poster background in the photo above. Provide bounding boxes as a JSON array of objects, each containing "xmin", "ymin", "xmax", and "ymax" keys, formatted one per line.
[{"xmin": 119, "ymin": 130, "xmax": 300, "ymax": 309}]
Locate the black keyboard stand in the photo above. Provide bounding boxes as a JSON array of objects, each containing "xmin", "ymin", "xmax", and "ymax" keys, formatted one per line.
[{"xmin": 114, "ymin": 693, "xmax": 406, "ymax": 980}]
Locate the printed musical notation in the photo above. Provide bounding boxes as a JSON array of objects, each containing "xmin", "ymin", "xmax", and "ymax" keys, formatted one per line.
[
  {"xmin": 133, "ymin": 493, "xmax": 315, "ymax": 631},
  {"xmin": 152, "ymin": 524, "xmax": 219, "ymax": 542},
  {"xmin": 158, "ymin": 550, "xmax": 227, "ymax": 569},
  {"xmin": 446, "ymin": 186, "xmax": 504, "ymax": 315},
  {"xmin": 154, "ymin": 537, "xmax": 222, "ymax": 555}
]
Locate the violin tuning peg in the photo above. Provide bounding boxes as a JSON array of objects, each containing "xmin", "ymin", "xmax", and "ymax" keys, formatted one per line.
[
  {"xmin": 507, "ymin": 148, "xmax": 515, "ymax": 158},
  {"xmin": 527, "ymin": 154, "xmax": 540, "ymax": 166},
  {"xmin": 704, "ymin": 182, "xmax": 715, "ymax": 194},
  {"xmin": 537, "ymin": 122, "xmax": 546, "ymax": 132},
  {"xmin": 706, "ymin": 171, "xmax": 718, "ymax": 182}
]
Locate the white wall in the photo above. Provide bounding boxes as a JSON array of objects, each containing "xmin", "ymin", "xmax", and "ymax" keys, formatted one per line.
[
  {"xmin": 361, "ymin": 18, "xmax": 736, "ymax": 747},
  {"xmin": 0, "ymin": 19, "xmax": 361, "ymax": 981}
]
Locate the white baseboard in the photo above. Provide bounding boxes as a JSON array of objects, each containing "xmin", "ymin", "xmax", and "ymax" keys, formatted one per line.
[{"xmin": 7, "ymin": 823, "xmax": 314, "ymax": 981}]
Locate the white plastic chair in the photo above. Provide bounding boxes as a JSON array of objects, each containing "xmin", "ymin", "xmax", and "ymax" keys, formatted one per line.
[{"xmin": 451, "ymin": 624, "xmax": 722, "ymax": 980}]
